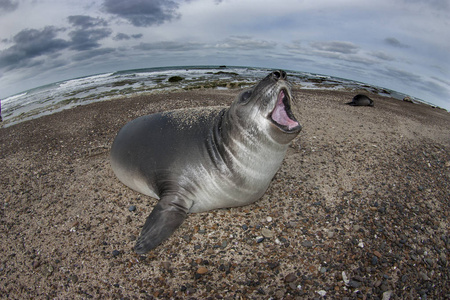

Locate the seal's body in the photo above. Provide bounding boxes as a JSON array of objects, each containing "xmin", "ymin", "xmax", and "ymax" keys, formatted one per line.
[
  {"xmin": 347, "ymin": 94, "xmax": 374, "ymax": 106},
  {"xmin": 111, "ymin": 71, "xmax": 301, "ymax": 253}
]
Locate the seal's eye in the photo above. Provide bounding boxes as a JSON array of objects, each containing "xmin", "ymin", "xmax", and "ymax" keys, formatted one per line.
[{"xmin": 239, "ymin": 90, "xmax": 252, "ymax": 104}]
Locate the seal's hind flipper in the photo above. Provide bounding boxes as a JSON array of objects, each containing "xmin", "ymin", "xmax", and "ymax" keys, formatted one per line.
[{"xmin": 134, "ymin": 196, "xmax": 190, "ymax": 254}]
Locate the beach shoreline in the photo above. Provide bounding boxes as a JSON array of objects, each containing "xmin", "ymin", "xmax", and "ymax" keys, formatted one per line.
[{"xmin": 1, "ymin": 88, "xmax": 449, "ymax": 298}]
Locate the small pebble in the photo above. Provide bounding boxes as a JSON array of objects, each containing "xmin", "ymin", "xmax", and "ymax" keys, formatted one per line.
[
  {"xmin": 196, "ymin": 267, "xmax": 208, "ymax": 274},
  {"xmin": 161, "ymin": 262, "xmax": 171, "ymax": 270},
  {"xmin": 373, "ymin": 250, "xmax": 382, "ymax": 258},
  {"xmin": 419, "ymin": 271, "xmax": 430, "ymax": 281},
  {"xmin": 112, "ymin": 250, "xmax": 120, "ymax": 257},
  {"xmin": 128, "ymin": 205, "xmax": 136, "ymax": 212},
  {"xmin": 261, "ymin": 228, "xmax": 274, "ymax": 238},
  {"xmin": 348, "ymin": 280, "xmax": 361, "ymax": 288},
  {"xmin": 371, "ymin": 256, "xmax": 378, "ymax": 265},
  {"xmin": 284, "ymin": 273, "xmax": 297, "ymax": 282},
  {"xmin": 301, "ymin": 240, "xmax": 313, "ymax": 248},
  {"xmin": 256, "ymin": 236, "xmax": 265, "ymax": 243},
  {"xmin": 242, "ymin": 224, "xmax": 248, "ymax": 231},
  {"xmin": 266, "ymin": 216, "xmax": 273, "ymax": 222},
  {"xmin": 32, "ymin": 261, "xmax": 41, "ymax": 269},
  {"xmin": 382, "ymin": 290, "xmax": 393, "ymax": 300},
  {"xmin": 70, "ymin": 274, "xmax": 78, "ymax": 284},
  {"xmin": 268, "ymin": 262, "xmax": 279, "ymax": 269}
]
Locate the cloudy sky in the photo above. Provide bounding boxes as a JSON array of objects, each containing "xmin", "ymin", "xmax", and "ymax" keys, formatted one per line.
[{"xmin": 1, "ymin": 0, "xmax": 449, "ymax": 109}]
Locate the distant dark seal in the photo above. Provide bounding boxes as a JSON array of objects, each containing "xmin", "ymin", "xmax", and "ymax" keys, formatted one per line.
[
  {"xmin": 110, "ymin": 70, "xmax": 302, "ymax": 254},
  {"xmin": 347, "ymin": 94, "xmax": 374, "ymax": 106}
]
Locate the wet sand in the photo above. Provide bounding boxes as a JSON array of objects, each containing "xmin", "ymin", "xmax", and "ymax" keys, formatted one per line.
[{"xmin": 0, "ymin": 88, "xmax": 449, "ymax": 299}]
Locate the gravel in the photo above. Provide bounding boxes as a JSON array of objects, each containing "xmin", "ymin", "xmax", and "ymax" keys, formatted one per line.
[{"xmin": 0, "ymin": 88, "xmax": 449, "ymax": 298}]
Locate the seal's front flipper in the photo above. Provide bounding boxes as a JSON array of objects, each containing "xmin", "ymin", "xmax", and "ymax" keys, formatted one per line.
[{"xmin": 134, "ymin": 196, "xmax": 190, "ymax": 254}]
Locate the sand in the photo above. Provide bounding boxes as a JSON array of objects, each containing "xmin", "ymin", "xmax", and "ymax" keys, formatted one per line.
[{"xmin": 0, "ymin": 88, "xmax": 449, "ymax": 299}]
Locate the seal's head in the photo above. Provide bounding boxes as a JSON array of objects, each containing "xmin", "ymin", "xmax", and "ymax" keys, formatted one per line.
[{"xmin": 228, "ymin": 70, "xmax": 302, "ymax": 144}]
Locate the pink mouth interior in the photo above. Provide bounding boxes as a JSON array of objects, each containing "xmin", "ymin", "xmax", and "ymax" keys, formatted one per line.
[{"xmin": 271, "ymin": 90, "xmax": 299, "ymax": 130}]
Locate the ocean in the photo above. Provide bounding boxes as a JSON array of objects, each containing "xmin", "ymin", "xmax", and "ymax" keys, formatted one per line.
[{"xmin": 1, "ymin": 65, "xmax": 419, "ymax": 127}]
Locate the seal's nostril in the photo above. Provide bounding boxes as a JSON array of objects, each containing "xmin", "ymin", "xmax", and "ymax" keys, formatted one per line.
[
  {"xmin": 272, "ymin": 70, "xmax": 286, "ymax": 81},
  {"xmin": 272, "ymin": 71, "xmax": 281, "ymax": 80}
]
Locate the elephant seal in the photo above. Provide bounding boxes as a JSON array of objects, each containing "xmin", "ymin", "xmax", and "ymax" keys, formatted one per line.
[
  {"xmin": 347, "ymin": 94, "xmax": 374, "ymax": 106},
  {"xmin": 110, "ymin": 70, "xmax": 302, "ymax": 254}
]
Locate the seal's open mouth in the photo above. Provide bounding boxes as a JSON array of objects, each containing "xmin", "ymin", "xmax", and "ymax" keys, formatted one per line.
[{"xmin": 269, "ymin": 89, "xmax": 301, "ymax": 132}]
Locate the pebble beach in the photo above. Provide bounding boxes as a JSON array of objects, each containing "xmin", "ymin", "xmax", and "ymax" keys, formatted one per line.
[{"xmin": 0, "ymin": 87, "xmax": 449, "ymax": 299}]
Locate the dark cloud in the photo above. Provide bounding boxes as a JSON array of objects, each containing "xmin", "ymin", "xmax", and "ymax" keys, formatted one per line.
[
  {"xmin": 0, "ymin": 14, "xmax": 115, "ymax": 71},
  {"xmin": 310, "ymin": 41, "xmax": 359, "ymax": 54},
  {"xmin": 114, "ymin": 33, "xmax": 131, "ymax": 41},
  {"xmin": 68, "ymin": 15, "xmax": 108, "ymax": 29},
  {"xmin": 67, "ymin": 15, "xmax": 111, "ymax": 51},
  {"xmin": 103, "ymin": 0, "xmax": 181, "ymax": 27},
  {"xmin": 69, "ymin": 28, "xmax": 112, "ymax": 50},
  {"xmin": 0, "ymin": 27, "xmax": 69, "ymax": 70},
  {"xmin": 0, "ymin": 0, "xmax": 18, "ymax": 13},
  {"xmin": 113, "ymin": 33, "xmax": 143, "ymax": 41},
  {"xmin": 385, "ymin": 37, "xmax": 409, "ymax": 48}
]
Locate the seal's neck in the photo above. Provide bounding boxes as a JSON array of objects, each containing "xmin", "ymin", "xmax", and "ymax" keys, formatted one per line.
[{"xmin": 214, "ymin": 108, "xmax": 288, "ymax": 170}]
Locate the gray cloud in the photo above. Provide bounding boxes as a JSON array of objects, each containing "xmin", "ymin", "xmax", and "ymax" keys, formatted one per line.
[
  {"xmin": 114, "ymin": 33, "xmax": 130, "ymax": 41},
  {"xmin": 310, "ymin": 41, "xmax": 359, "ymax": 54},
  {"xmin": 72, "ymin": 48, "xmax": 116, "ymax": 61},
  {"xmin": 381, "ymin": 67, "xmax": 422, "ymax": 85},
  {"xmin": 69, "ymin": 28, "xmax": 112, "ymax": 50},
  {"xmin": 385, "ymin": 37, "xmax": 409, "ymax": 48},
  {"xmin": 0, "ymin": 27, "xmax": 69, "ymax": 70},
  {"xmin": 134, "ymin": 40, "xmax": 205, "ymax": 51},
  {"xmin": 114, "ymin": 33, "xmax": 143, "ymax": 41},
  {"xmin": 103, "ymin": 0, "xmax": 181, "ymax": 27},
  {"xmin": 402, "ymin": 0, "xmax": 449, "ymax": 10},
  {"xmin": 386, "ymin": 67, "xmax": 450, "ymax": 100},
  {"xmin": 0, "ymin": 15, "xmax": 115, "ymax": 71},
  {"xmin": 287, "ymin": 40, "xmax": 373, "ymax": 65},
  {"xmin": 431, "ymin": 76, "xmax": 450, "ymax": 86},
  {"xmin": 68, "ymin": 15, "xmax": 108, "ymax": 29},
  {"xmin": 0, "ymin": 0, "xmax": 18, "ymax": 13},
  {"xmin": 215, "ymin": 36, "xmax": 276, "ymax": 51},
  {"xmin": 369, "ymin": 51, "xmax": 395, "ymax": 61},
  {"xmin": 68, "ymin": 15, "xmax": 112, "ymax": 51}
]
